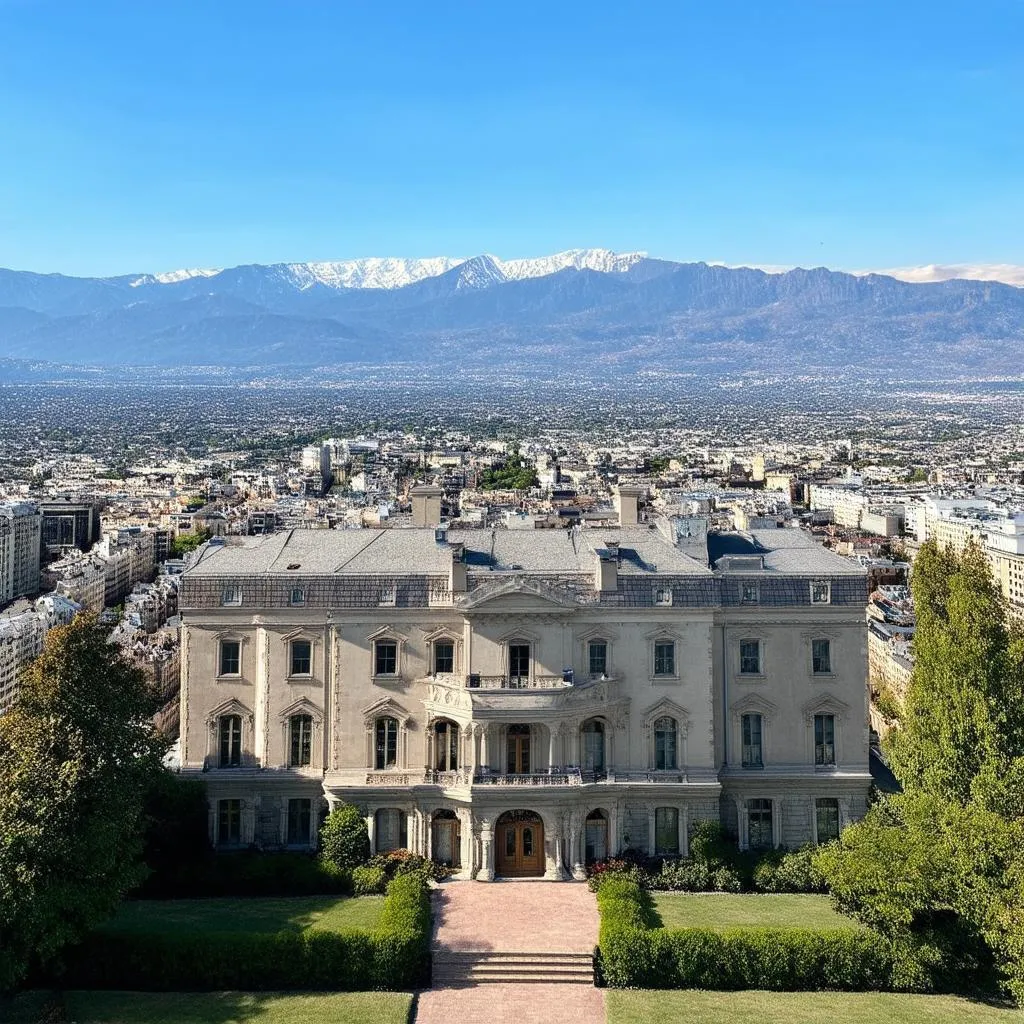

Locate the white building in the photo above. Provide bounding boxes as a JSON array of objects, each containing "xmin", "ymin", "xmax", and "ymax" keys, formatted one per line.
[{"xmin": 0, "ymin": 502, "xmax": 42, "ymax": 604}]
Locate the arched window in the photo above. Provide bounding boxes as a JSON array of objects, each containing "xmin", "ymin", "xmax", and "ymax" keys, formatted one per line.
[
  {"xmin": 289, "ymin": 714, "xmax": 313, "ymax": 767},
  {"xmin": 581, "ymin": 719, "xmax": 605, "ymax": 772},
  {"xmin": 218, "ymin": 714, "xmax": 241, "ymax": 768},
  {"xmin": 375, "ymin": 716, "xmax": 399, "ymax": 770},
  {"xmin": 654, "ymin": 717, "xmax": 677, "ymax": 770},
  {"xmin": 434, "ymin": 720, "xmax": 459, "ymax": 771},
  {"xmin": 375, "ymin": 808, "xmax": 407, "ymax": 853},
  {"xmin": 585, "ymin": 809, "xmax": 608, "ymax": 864}
]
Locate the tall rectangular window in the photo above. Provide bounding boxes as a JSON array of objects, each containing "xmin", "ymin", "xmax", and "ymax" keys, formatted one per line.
[
  {"xmin": 375, "ymin": 717, "xmax": 398, "ymax": 769},
  {"xmin": 289, "ymin": 714, "xmax": 313, "ymax": 767},
  {"xmin": 739, "ymin": 640, "xmax": 761, "ymax": 674},
  {"xmin": 217, "ymin": 799, "xmax": 241, "ymax": 845},
  {"xmin": 374, "ymin": 640, "xmax": 397, "ymax": 676},
  {"xmin": 219, "ymin": 640, "xmax": 240, "ymax": 676},
  {"xmin": 812, "ymin": 638, "xmax": 832, "ymax": 674},
  {"xmin": 219, "ymin": 714, "xmax": 241, "ymax": 767},
  {"xmin": 508, "ymin": 643, "xmax": 530, "ymax": 682},
  {"xmin": 815, "ymin": 798, "xmax": 840, "ymax": 843},
  {"xmin": 654, "ymin": 807, "xmax": 680, "ymax": 856},
  {"xmin": 654, "ymin": 717, "xmax": 678, "ymax": 770},
  {"xmin": 741, "ymin": 713, "xmax": 763, "ymax": 767},
  {"xmin": 434, "ymin": 640, "xmax": 454, "ymax": 674},
  {"xmin": 654, "ymin": 641, "xmax": 675, "ymax": 677},
  {"xmin": 287, "ymin": 798, "xmax": 312, "ymax": 845},
  {"xmin": 815, "ymin": 714, "xmax": 836, "ymax": 766},
  {"xmin": 747, "ymin": 799, "xmax": 774, "ymax": 849},
  {"xmin": 588, "ymin": 640, "xmax": 608, "ymax": 678},
  {"xmin": 290, "ymin": 640, "xmax": 312, "ymax": 676}
]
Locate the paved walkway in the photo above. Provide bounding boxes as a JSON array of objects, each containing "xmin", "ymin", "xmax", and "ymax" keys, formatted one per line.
[{"xmin": 414, "ymin": 880, "xmax": 606, "ymax": 1024}]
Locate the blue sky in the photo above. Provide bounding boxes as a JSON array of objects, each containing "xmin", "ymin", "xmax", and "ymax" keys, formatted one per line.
[{"xmin": 1, "ymin": 1, "xmax": 1022, "ymax": 276}]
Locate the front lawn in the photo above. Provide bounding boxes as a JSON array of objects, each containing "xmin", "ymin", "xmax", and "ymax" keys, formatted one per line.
[
  {"xmin": 5, "ymin": 991, "xmax": 413, "ymax": 1024},
  {"xmin": 651, "ymin": 893, "xmax": 860, "ymax": 931},
  {"xmin": 101, "ymin": 896, "xmax": 384, "ymax": 935},
  {"xmin": 606, "ymin": 990, "xmax": 1022, "ymax": 1024}
]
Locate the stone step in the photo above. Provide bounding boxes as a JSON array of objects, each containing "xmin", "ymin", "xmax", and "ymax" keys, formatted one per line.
[{"xmin": 433, "ymin": 950, "xmax": 594, "ymax": 985}]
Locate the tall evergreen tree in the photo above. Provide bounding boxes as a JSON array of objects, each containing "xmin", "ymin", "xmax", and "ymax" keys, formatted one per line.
[{"xmin": 0, "ymin": 617, "xmax": 164, "ymax": 991}]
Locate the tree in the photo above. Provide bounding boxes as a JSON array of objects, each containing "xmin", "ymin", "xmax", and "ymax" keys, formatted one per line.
[
  {"xmin": 170, "ymin": 528, "xmax": 211, "ymax": 558},
  {"xmin": 320, "ymin": 804, "xmax": 370, "ymax": 869},
  {"xmin": 0, "ymin": 617, "xmax": 165, "ymax": 991},
  {"xmin": 815, "ymin": 540, "xmax": 1024, "ymax": 1000}
]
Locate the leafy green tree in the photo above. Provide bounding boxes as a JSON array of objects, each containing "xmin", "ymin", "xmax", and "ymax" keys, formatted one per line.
[
  {"xmin": 0, "ymin": 617, "xmax": 165, "ymax": 991},
  {"xmin": 320, "ymin": 803, "xmax": 370, "ymax": 869},
  {"xmin": 170, "ymin": 527, "xmax": 211, "ymax": 558},
  {"xmin": 815, "ymin": 540, "xmax": 1024, "ymax": 1000}
]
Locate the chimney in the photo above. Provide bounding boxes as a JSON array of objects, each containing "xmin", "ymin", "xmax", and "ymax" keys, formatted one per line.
[
  {"xmin": 410, "ymin": 484, "xmax": 444, "ymax": 528},
  {"xmin": 595, "ymin": 547, "xmax": 618, "ymax": 593},
  {"xmin": 449, "ymin": 541, "xmax": 467, "ymax": 594},
  {"xmin": 615, "ymin": 485, "xmax": 643, "ymax": 527}
]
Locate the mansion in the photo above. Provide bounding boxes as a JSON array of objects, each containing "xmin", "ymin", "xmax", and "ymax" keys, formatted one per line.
[{"xmin": 178, "ymin": 486, "xmax": 871, "ymax": 880}]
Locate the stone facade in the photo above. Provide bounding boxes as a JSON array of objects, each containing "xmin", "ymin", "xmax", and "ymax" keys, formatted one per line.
[{"xmin": 179, "ymin": 514, "xmax": 871, "ymax": 878}]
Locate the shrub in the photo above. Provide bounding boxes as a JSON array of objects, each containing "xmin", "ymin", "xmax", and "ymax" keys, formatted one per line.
[
  {"xmin": 320, "ymin": 804, "xmax": 371, "ymax": 870},
  {"xmin": 352, "ymin": 864, "xmax": 387, "ymax": 895},
  {"xmin": 752, "ymin": 846, "xmax": 826, "ymax": 894},
  {"xmin": 586, "ymin": 857, "xmax": 651, "ymax": 892},
  {"xmin": 368, "ymin": 849, "xmax": 451, "ymax": 883},
  {"xmin": 57, "ymin": 873, "xmax": 432, "ymax": 992}
]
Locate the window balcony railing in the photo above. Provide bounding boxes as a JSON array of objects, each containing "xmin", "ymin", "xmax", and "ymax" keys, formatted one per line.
[
  {"xmin": 473, "ymin": 768, "xmax": 582, "ymax": 786},
  {"xmin": 467, "ymin": 674, "xmax": 571, "ymax": 690}
]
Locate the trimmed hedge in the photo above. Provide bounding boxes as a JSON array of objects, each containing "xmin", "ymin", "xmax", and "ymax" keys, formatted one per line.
[
  {"xmin": 58, "ymin": 874, "xmax": 431, "ymax": 992},
  {"xmin": 596, "ymin": 876, "xmax": 930, "ymax": 993}
]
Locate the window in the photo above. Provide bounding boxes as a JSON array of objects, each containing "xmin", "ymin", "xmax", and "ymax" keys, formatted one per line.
[
  {"xmin": 814, "ymin": 714, "xmax": 836, "ymax": 766},
  {"xmin": 434, "ymin": 640, "xmax": 455, "ymax": 675},
  {"xmin": 507, "ymin": 723, "xmax": 531, "ymax": 774},
  {"xmin": 289, "ymin": 587, "xmax": 305, "ymax": 607},
  {"xmin": 654, "ymin": 641, "xmax": 675, "ymax": 677},
  {"xmin": 741, "ymin": 582, "xmax": 759, "ymax": 604},
  {"xmin": 290, "ymin": 640, "xmax": 312, "ymax": 676},
  {"xmin": 654, "ymin": 587, "xmax": 673, "ymax": 606},
  {"xmin": 289, "ymin": 714, "xmax": 313, "ymax": 767},
  {"xmin": 374, "ymin": 640, "xmax": 398, "ymax": 676},
  {"xmin": 811, "ymin": 581, "xmax": 831, "ymax": 604},
  {"xmin": 588, "ymin": 640, "xmax": 608, "ymax": 678},
  {"xmin": 219, "ymin": 639, "xmax": 241, "ymax": 676},
  {"xmin": 221, "ymin": 585, "xmax": 242, "ymax": 606},
  {"xmin": 747, "ymin": 798, "xmax": 774, "ymax": 849},
  {"xmin": 218, "ymin": 714, "xmax": 241, "ymax": 767},
  {"xmin": 741, "ymin": 713, "xmax": 763, "ymax": 767},
  {"xmin": 287, "ymin": 798, "xmax": 312, "ymax": 845},
  {"xmin": 508, "ymin": 643, "xmax": 530, "ymax": 682},
  {"xmin": 434, "ymin": 720, "xmax": 459, "ymax": 771},
  {"xmin": 739, "ymin": 640, "xmax": 761, "ymax": 675},
  {"xmin": 654, "ymin": 717, "xmax": 677, "ymax": 770},
  {"xmin": 812, "ymin": 638, "xmax": 832, "ymax": 674},
  {"xmin": 654, "ymin": 807, "xmax": 680, "ymax": 855},
  {"xmin": 582, "ymin": 719, "xmax": 605, "ymax": 772},
  {"xmin": 217, "ymin": 799, "xmax": 241, "ymax": 845},
  {"xmin": 375, "ymin": 716, "xmax": 399, "ymax": 769},
  {"xmin": 815, "ymin": 798, "xmax": 840, "ymax": 843},
  {"xmin": 375, "ymin": 808, "xmax": 407, "ymax": 852},
  {"xmin": 585, "ymin": 809, "xmax": 608, "ymax": 864}
]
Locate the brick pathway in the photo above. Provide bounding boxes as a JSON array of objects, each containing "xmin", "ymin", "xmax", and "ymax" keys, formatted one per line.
[{"xmin": 414, "ymin": 880, "xmax": 606, "ymax": 1024}]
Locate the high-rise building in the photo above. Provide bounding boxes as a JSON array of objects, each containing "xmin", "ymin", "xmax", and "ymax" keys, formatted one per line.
[{"xmin": 0, "ymin": 502, "xmax": 42, "ymax": 605}]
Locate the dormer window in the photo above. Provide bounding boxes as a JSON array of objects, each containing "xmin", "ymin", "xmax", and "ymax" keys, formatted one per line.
[
  {"xmin": 289, "ymin": 587, "xmax": 305, "ymax": 607},
  {"xmin": 741, "ymin": 583, "xmax": 759, "ymax": 604},
  {"xmin": 221, "ymin": 585, "xmax": 242, "ymax": 607},
  {"xmin": 379, "ymin": 583, "xmax": 397, "ymax": 607},
  {"xmin": 811, "ymin": 581, "xmax": 831, "ymax": 604},
  {"xmin": 654, "ymin": 587, "xmax": 673, "ymax": 607}
]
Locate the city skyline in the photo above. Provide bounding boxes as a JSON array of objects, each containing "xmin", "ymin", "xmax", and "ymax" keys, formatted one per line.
[{"xmin": 1, "ymin": 2, "xmax": 1022, "ymax": 276}]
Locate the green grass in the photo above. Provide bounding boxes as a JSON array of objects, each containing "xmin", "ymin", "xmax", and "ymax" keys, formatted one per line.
[
  {"xmin": 99, "ymin": 896, "xmax": 385, "ymax": 936},
  {"xmin": 5, "ymin": 991, "xmax": 413, "ymax": 1024},
  {"xmin": 651, "ymin": 893, "xmax": 861, "ymax": 931},
  {"xmin": 606, "ymin": 990, "xmax": 1023, "ymax": 1024}
]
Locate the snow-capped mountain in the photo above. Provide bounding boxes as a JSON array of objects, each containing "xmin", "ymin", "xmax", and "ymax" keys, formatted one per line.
[{"xmin": 125, "ymin": 248, "xmax": 648, "ymax": 293}]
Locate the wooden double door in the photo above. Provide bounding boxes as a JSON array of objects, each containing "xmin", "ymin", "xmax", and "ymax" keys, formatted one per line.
[{"xmin": 495, "ymin": 811, "xmax": 544, "ymax": 877}]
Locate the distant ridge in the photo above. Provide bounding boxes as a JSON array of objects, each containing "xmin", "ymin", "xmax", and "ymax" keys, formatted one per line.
[{"xmin": 0, "ymin": 250, "xmax": 1022, "ymax": 374}]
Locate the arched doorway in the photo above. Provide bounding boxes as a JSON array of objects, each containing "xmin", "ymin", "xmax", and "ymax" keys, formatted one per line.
[
  {"xmin": 495, "ymin": 810, "xmax": 544, "ymax": 877},
  {"xmin": 431, "ymin": 809, "xmax": 460, "ymax": 868}
]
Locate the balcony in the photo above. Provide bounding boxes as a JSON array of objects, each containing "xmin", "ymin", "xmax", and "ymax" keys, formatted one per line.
[
  {"xmin": 468, "ymin": 674, "xmax": 571, "ymax": 690},
  {"xmin": 473, "ymin": 768, "xmax": 582, "ymax": 786}
]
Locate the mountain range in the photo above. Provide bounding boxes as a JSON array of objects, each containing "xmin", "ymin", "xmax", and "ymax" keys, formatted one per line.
[{"xmin": 1, "ymin": 248, "xmax": 1022, "ymax": 375}]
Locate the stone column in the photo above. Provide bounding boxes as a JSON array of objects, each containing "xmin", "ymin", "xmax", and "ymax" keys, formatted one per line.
[
  {"xmin": 570, "ymin": 818, "xmax": 586, "ymax": 880},
  {"xmin": 478, "ymin": 823, "xmax": 495, "ymax": 881},
  {"xmin": 480, "ymin": 724, "xmax": 490, "ymax": 770},
  {"xmin": 647, "ymin": 806, "xmax": 657, "ymax": 857},
  {"xmin": 569, "ymin": 722, "xmax": 580, "ymax": 766},
  {"xmin": 548, "ymin": 726, "xmax": 557, "ymax": 772},
  {"xmin": 458, "ymin": 809, "xmax": 473, "ymax": 878},
  {"xmin": 365, "ymin": 812, "xmax": 376, "ymax": 855}
]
